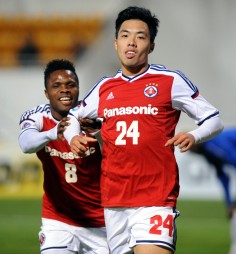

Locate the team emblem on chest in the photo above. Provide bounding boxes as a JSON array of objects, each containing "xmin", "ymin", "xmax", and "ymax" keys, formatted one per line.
[{"xmin": 144, "ymin": 83, "xmax": 158, "ymax": 98}]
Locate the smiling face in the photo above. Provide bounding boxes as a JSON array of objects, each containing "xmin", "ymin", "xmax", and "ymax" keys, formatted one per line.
[
  {"xmin": 114, "ymin": 19, "xmax": 155, "ymax": 76},
  {"xmin": 45, "ymin": 69, "xmax": 79, "ymax": 120}
]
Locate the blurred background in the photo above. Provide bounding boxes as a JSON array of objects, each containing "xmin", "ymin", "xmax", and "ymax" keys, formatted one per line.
[{"xmin": 0, "ymin": 0, "xmax": 235, "ymax": 253}]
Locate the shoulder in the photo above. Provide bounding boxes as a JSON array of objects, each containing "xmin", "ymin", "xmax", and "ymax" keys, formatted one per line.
[
  {"xmin": 19, "ymin": 104, "xmax": 50, "ymax": 122},
  {"xmin": 149, "ymin": 64, "xmax": 197, "ymax": 91},
  {"xmin": 149, "ymin": 64, "xmax": 189, "ymax": 80}
]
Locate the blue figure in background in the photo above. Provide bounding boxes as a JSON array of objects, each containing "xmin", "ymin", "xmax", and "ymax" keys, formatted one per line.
[{"xmin": 190, "ymin": 128, "xmax": 236, "ymax": 254}]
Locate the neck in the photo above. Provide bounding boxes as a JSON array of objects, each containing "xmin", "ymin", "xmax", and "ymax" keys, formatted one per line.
[{"xmin": 122, "ymin": 64, "xmax": 149, "ymax": 76}]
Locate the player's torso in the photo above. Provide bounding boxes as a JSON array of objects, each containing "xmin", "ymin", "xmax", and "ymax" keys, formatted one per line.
[
  {"xmin": 23, "ymin": 105, "xmax": 104, "ymax": 226},
  {"xmin": 97, "ymin": 73, "xmax": 180, "ymax": 207},
  {"xmin": 98, "ymin": 73, "xmax": 181, "ymax": 155}
]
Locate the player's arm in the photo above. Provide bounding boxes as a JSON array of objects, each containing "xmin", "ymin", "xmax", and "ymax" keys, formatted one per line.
[
  {"xmin": 79, "ymin": 117, "xmax": 103, "ymax": 149},
  {"xmin": 63, "ymin": 114, "xmax": 97, "ymax": 156},
  {"xmin": 165, "ymin": 116, "xmax": 223, "ymax": 152},
  {"xmin": 57, "ymin": 116, "xmax": 71, "ymax": 140},
  {"xmin": 18, "ymin": 107, "xmax": 69, "ymax": 153},
  {"xmin": 165, "ymin": 73, "xmax": 224, "ymax": 152},
  {"xmin": 19, "ymin": 122, "xmax": 58, "ymax": 153},
  {"xmin": 64, "ymin": 79, "xmax": 102, "ymax": 155},
  {"xmin": 79, "ymin": 117, "xmax": 102, "ymax": 133}
]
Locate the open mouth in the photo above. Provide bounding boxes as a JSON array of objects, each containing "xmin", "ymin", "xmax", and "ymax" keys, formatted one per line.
[
  {"xmin": 59, "ymin": 96, "xmax": 73, "ymax": 106},
  {"xmin": 126, "ymin": 50, "xmax": 136, "ymax": 59}
]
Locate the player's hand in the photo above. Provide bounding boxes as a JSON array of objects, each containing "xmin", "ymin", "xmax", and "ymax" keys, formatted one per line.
[
  {"xmin": 165, "ymin": 132, "xmax": 195, "ymax": 152},
  {"xmin": 79, "ymin": 117, "xmax": 101, "ymax": 133},
  {"xmin": 57, "ymin": 117, "xmax": 70, "ymax": 141},
  {"xmin": 70, "ymin": 135, "xmax": 97, "ymax": 156}
]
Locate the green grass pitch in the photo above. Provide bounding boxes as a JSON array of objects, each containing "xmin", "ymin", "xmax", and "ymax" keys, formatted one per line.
[{"xmin": 0, "ymin": 198, "xmax": 230, "ymax": 254}]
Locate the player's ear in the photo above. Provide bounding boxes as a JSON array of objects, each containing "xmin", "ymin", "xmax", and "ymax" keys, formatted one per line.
[
  {"xmin": 44, "ymin": 89, "xmax": 49, "ymax": 100},
  {"xmin": 149, "ymin": 43, "xmax": 155, "ymax": 53},
  {"xmin": 114, "ymin": 39, "xmax": 118, "ymax": 51}
]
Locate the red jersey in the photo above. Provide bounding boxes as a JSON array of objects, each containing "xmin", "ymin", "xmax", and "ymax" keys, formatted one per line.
[
  {"xmin": 68, "ymin": 64, "xmax": 220, "ymax": 208},
  {"xmin": 19, "ymin": 104, "xmax": 104, "ymax": 227}
]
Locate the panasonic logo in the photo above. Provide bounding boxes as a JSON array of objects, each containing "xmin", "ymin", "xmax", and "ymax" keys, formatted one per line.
[
  {"xmin": 104, "ymin": 104, "xmax": 158, "ymax": 118},
  {"xmin": 45, "ymin": 146, "xmax": 95, "ymax": 159}
]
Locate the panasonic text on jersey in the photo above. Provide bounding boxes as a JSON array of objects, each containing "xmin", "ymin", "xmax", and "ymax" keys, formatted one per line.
[
  {"xmin": 45, "ymin": 146, "xmax": 95, "ymax": 159},
  {"xmin": 103, "ymin": 104, "xmax": 158, "ymax": 118}
]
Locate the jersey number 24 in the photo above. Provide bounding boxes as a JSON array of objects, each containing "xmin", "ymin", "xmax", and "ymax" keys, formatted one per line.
[{"xmin": 115, "ymin": 121, "xmax": 140, "ymax": 145}]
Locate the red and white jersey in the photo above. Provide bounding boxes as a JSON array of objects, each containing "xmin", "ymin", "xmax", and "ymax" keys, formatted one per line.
[
  {"xmin": 19, "ymin": 104, "xmax": 104, "ymax": 227},
  {"xmin": 69, "ymin": 64, "xmax": 220, "ymax": 208}
]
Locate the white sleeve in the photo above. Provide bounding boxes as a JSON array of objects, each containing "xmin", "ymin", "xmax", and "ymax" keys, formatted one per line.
[
  {"xmin": 171, "ymin": 72, "xmax": 224, "ymax": 142},
  {"xmin": 18, "ymin": 105, "xmax": 58, "ymax": 153},
  {"xmin": 188, "ymin": 116, "xmax": 224, "ymax": 143},
  {"xmin": 64, "ymin": 79, "xmax": 102, "ymax": 144},
  {"xmin": 70, "ymin": 80, "xmax": 101, "ymax": 119},
  {"xmin": 18, "ymin": 126, "xmax": 58, "ymax": 153},
  {"xmin": 172, "ymin": 73, "xmax": 220, "ymax": 124},
  {"xmin": 63, "ymin": 114, "xmax": 81, "ymax": 145}
]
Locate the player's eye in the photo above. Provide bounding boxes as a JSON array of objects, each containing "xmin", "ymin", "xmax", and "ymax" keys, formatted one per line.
[
  {"xmin": 120, "ymin": 33, "xmax": 128, "ymax": 38},
  {"xmin": 67, "ymin": 82, "xmax": 77, "ymax": 88},
  {"xmin": 52, "ymin": 83, "xmax": 60, "ymax": 88}
]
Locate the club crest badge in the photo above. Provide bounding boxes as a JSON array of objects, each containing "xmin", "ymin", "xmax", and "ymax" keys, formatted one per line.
[
  {"xmin": 22, "ymin": 122, "xmax": 32, "ymax": 129},
  {"xmin": 144, "ymin": 83, "xmax": 158, "ymax": 98}
]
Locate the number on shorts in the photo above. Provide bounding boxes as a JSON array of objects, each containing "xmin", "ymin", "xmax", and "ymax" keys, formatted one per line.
[
  {"xmin": 65, "ymin": 163, "xmax": 77, "ymax": 183},
  {"xmin": 149, "ymin": 214, "xmax": 173, "ymax": 237},
  {"xmin": 115, "ymin": 121, "xmax": 140, "ymax": 145}
]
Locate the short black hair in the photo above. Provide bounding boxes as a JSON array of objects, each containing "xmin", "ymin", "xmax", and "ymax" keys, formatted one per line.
[
  {"xmin": 115, "ymin": 6, "xmax": 160, "ymax": 43},
  {"xmin": 44, "ymin": 59, "xmax": 79, "ymax": 88}
]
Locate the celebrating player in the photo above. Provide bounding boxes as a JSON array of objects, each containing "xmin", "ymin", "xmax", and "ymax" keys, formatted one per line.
[
  {"xmin": 18, "ymin": 59, "xmax": 108, "ymax": 254},
  {"xmin": 64, "ymin": 6, "xmax": 224, "ymax": 254}
]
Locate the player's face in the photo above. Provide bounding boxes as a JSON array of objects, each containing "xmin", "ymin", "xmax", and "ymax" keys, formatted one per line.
[
  {"xmin": 45, "ymin": 70, "xmax": 79, "ymax": 120},
  {"xmin": 114, "ymin": 19, "xmax": 154, "ymax": 76}
]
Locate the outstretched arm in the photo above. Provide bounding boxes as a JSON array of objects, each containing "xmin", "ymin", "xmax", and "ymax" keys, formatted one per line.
[
  {"xmin": 63, "ymin": 113, "xmax": 98, "ymax": 156},
  {"xmin": 165, "ymin": 116, "xmax": 224, "ymax": 152},
  {"xmin": 63, "ymin": 78, "xmax": 102, "ymax": 155},
  {"xmin": 19, "ymin": 124, "xmax": 58, "ymax": 153}
]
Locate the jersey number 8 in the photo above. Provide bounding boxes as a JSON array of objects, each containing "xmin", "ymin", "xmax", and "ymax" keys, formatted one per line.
[{"xmin": 65, "ymin": 163, "xmax": 77, "ymax": 183}]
